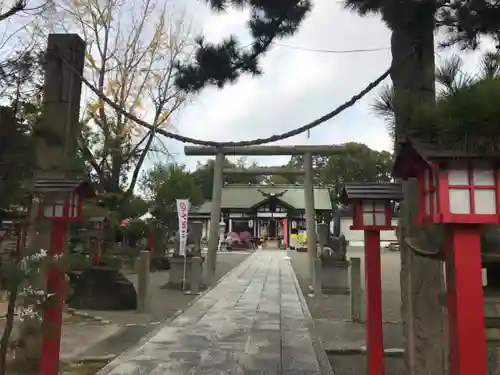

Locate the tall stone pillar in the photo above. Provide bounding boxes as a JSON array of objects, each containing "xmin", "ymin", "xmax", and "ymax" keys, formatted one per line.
[
  {"xmin": 21, "ymin": 34, "xmax": 86, "ymax": 362},
  {"xmin": 303, "ymin": 152, "xmax": 317, "ymax": 281},
  {"xmin": 36, "ymin": 34, "xmax": 85, "ymax": 179},
  {"xmin": 205, "ymin": 152, "xmax": 224, "ymax": 285}
]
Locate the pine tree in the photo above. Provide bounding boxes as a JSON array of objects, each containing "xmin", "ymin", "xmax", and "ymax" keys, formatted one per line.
[
  {"xmin": 175, "ymin": 0, "xmax": 500, "ymax": 93},
  {"xmin": 174, "ymin": 0, "xmax": 311, "ymax": 92}
]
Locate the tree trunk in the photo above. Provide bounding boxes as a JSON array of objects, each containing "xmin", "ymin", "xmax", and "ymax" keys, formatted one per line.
[{"xmin": 389, "ymin": 5, "xmax": 447, "ymax": 375}]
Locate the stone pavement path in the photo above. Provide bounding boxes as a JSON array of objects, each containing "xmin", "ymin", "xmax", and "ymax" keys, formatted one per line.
[{"xmin": 97, "ymin": 250, "xmax": 333, "ymax": 375}]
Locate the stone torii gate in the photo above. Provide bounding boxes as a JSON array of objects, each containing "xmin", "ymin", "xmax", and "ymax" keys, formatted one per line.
[{"xmin": 184, "ymin": 145, "xmax": 343, "ymax": 285}]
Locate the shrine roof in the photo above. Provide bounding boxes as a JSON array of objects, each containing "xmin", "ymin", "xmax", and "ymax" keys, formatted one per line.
[
  {"xmin": 393, "ymin": 137, "xmax": 500, "ymax": 178},
  {"xmin": 195, "ymin": 184, "xmax": 332, "ymax": 213},
  {"xmin": 340, "ymin": 183, "xmax": 403, "ymax": 204}
]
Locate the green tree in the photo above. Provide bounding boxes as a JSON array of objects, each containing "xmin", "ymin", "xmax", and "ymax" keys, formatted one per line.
[
  {"xmin": 0, "ymin": 51, "xmax": 47, "ymax": 214},
  {"xmin": 191, "ymin": 157, "xmax": 262, "ymax": 200},
  {"xmin": 0, "ymin": 106, "xmax": 34, "ymax": 212},
  {"xmin": 140, "ymin": 163, "xmax": 204, "ymax": 228},
  {"xmin": 284, "ymin": 143, "xmax": 392, "ymax": 186}
]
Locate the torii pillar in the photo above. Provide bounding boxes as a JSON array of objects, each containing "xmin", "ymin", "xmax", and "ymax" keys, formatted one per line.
[{"xmin": 184, "ymin": 145, "xmax": 344, "ymax": 283}]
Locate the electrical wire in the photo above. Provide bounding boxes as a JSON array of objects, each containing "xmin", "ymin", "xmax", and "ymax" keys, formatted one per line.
[
  {"xmin": 271, "ymin": 42, "xmax": 389, "ymax": 54},
  {"xmin": 58, "ymin": 48, "xmax": 413, "ymax": 148}
]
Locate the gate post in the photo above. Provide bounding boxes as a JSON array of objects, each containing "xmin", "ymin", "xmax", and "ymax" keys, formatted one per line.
[
  {"xmin": 303, "ymin": 151, "xmax": 317, "ymax": 281},
  {"xmin": 205, "ymin": 152, "xmax": 224, "ymax": 286}
]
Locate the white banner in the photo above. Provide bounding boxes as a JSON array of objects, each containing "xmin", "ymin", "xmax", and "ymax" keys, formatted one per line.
[{"xmin": 176, "ymin": 199, "xmax": 189, "ymax": 257}]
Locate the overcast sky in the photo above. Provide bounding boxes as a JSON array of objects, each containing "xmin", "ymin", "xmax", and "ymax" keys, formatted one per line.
[{"xmin": 151, "ymin": 0, "xmax": 494, "ymax": 171}]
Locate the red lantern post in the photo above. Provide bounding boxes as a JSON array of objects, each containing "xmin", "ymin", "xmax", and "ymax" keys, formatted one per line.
[
  {"xmin": 281, "ymin": 218, "xmax": 288, "ymax": 248},
  {"xmin": 34, "ymin": 179, "xmax": 94, "ymax": 375},
  {"xmin": 88, "ymin": 217, "xmax": 105, "ymax": 266},
  {"xmin": 341, "ymin": 183, "xmax": 402, "ymax": 375},
  {"xmin": 393, "ymin": 137, "xmax": 498, "ymax": 375}
]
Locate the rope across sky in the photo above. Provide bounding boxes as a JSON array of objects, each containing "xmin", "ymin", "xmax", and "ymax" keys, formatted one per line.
[{"xmin": 58, "ymin": 48, "xmax": 414, "ymax": 147}]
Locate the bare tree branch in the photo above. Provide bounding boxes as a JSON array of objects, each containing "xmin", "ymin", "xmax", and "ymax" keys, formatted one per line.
[{"xmin": 51, "ymin": 0, "xmax": 195, "ymax": 204}]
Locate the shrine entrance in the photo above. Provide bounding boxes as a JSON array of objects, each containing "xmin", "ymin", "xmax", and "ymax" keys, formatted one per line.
[{"xmin": 268, "ymin": 218, "xmax": 277, "ymax": 238}]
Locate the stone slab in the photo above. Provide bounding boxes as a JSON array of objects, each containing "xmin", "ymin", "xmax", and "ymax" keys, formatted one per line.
[{"xmin": 96, "ymin": 251, "xmax": 333, "ymax": 375}]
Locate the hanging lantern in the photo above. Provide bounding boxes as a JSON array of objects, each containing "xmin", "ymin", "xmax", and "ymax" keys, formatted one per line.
[{"xmin": 248, "ymin": 220, "xmax": 253, "ymax": 228}]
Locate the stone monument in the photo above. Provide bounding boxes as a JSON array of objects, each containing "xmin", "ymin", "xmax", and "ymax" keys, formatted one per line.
[
  {"xmin": 167, "ymin": 221, "xmax": 204, "ymax": 289},
  {"xmin": 318, "ymin": 223, "xmax": 350, "ymax": 295}
]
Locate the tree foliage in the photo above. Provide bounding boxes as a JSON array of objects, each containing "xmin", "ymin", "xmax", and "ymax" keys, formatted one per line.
[
  {"xmin": 191, "ymin": 157, "xmax": 262, "ymax": 200},
  {"xmin": 283, "ymin": 142, "xmax": 392, "ymax": 185},
  {"xmin": 0, "ymin": 50, "xmax": 46, "ymax": 214},
  {"xmin": 0, "ymin": 106, "xmax": 34, "ymax": 212},
  {"xmin": 140, "ymin": 163, "xmax": 204, "ymax": 228},
  {"xmin": 372, "ymin": 53, "xmax": 500, "ymax": 152}
]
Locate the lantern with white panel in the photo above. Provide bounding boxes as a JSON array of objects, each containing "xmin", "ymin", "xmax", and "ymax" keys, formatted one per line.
[
  {"xmin": 392, "ymin": 137, "xmax": 499, "ymax": 375},
  {"xmin": 340, "ymin": 182, "xmax": 403, "ymax": 375},
  {"xmin": 414, "ymin": 161, "xmax": 500, "ymax": 225},
  {"xmin": 33, "ymin": 179, "xmax": 94, "ymax": 223}
]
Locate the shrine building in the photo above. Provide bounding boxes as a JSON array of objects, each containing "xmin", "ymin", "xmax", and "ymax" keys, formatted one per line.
[{"xmin": 189, "ymin": 184, "xmax": 333, "ymax": 240}]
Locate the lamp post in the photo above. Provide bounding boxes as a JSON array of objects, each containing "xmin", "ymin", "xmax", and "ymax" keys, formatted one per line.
[
  {"xmin": 34, "ymin": 179, "xmax": 94, "ymax": 375},
  {"xmin": 392, "ymin": 137, "xmax": 500, "ymax": 375},
  {"xmin": 340, "ymin": 182, "xmax": 403, "ymax": 375}
]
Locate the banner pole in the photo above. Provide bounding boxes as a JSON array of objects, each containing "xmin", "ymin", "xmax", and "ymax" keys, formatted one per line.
[
  {"xmin": 182, "ymin": 254, "xmax": 187, "ymax": 291},
  {"xmin": 176, "ymin": 198, "xmax": 190, "ymax": 291}
]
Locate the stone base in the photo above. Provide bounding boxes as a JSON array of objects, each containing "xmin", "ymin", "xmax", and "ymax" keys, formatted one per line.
[
  {"xmin": 167, "ymin": 257, "xmax": 204, "ymax": 289},
  {"xmin": 321, "ymin": 259, "xmax": 350, "ymax": 295},
  {"xmin": 483, "ymin": 293, "xmax": 500, "ymax": 375}
]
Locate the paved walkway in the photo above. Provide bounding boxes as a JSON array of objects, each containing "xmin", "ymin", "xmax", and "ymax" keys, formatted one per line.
[{"xmin": 97, "ymin": 250, "xmax": 333, "ymax": 375}]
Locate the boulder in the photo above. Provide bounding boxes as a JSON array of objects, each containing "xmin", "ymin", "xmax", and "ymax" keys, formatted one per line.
[{"xmin": 68, "ymin": 267, "xmax": 137, "ymax": 310}]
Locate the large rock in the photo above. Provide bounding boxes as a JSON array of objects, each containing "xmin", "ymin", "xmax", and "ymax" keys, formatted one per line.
[{"xmin": 68, "ymin": 267, "xmax": 137, "ymax": 310}]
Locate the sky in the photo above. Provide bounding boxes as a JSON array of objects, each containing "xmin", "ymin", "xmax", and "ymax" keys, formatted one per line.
[
  {"xmin": 0, "ymin": 0, "xmax": 493, "ymax": 178},
  {"xmin": 155, "ymin": 0, "xmax": 494, "ymax": 170}
]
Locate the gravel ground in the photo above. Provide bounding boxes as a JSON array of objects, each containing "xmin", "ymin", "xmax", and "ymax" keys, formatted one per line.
[
  {"xmin": 290, "ymin": 247, "xmax": 402, "ymax": 322},
  {"xmin": 290, "ymin": 247, "xmax": 405, "ymax": 375}
]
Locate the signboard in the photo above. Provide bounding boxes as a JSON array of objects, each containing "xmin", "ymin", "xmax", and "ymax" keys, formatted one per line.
[{"xmin": 176, "ymin": 199, "xmax": 189, "ymax": 256}]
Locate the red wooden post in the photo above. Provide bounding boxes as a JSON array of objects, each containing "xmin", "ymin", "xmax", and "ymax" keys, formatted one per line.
[
  {"xmin": 40, "ymin": 220, "xmax": 68, "ymax": 375},
  {"xmin": 445, "ymin": 226, "xmax": 486, "ymax": 375},
  {"xmin": 282, "ymin": 219, "xmax": 288, "ymax": 248},
  {"xmin": 364, "ymin": 229, "xmax": 384, "ymax": 375},
  {"xmin": 92, "ymin": 239, "xmax": 101, "ymax": 266}
]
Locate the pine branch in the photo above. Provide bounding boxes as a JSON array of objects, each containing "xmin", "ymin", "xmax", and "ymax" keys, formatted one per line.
[{"xmin": 174, "ymin": 0, "xmax": 311, "ymax": 92}]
